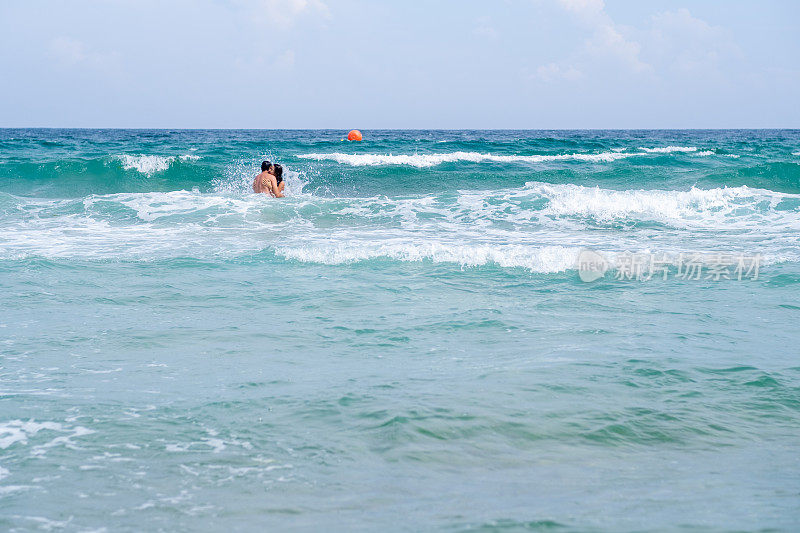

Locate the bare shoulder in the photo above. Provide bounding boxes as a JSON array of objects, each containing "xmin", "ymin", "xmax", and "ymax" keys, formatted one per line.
[{"xmin": 254, "ymin": 171, "xmax": 268, "ymax": 193}]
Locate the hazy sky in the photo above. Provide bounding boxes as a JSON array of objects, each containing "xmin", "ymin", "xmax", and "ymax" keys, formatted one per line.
[{"xmin": 1, "ymin": 0, "xmax": 798, "ymax": 128}]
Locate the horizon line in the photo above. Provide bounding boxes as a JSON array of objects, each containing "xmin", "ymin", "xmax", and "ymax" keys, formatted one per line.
[{"xmin": 2, "ymin": 127, "xmax": 799, "ymax": 131}]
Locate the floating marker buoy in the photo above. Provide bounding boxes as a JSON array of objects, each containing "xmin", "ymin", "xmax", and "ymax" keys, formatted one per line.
[{"xmin": 347, "ymin": 129, "xmax": 363, "ymax": 141}]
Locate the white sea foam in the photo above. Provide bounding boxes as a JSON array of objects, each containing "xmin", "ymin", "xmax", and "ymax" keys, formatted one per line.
[
  {"xmin": 639, "ymin": 146, "xmax": 698, "ymax": 153},
  {"xmin": 522, "ymin": 182, "xmax": 792, "ymax": 226},
  {"xmin": 296, "ymin": 150, "xmax": 636, "ymax": 167},
  {"xmin": 84, "ymin": 190, "xmax": 256, "ymax": 222},
  {"xmin": 275, "ymin": 242, "xmax": 583, "ymax": 272},
  {"xmin": 793, "ymin": 151, "xmax": 800, "ymax": 156},
  {"xmin": 273, "ymin": 240, "xmax": 789, "ymax": 271},
  {"xmin": 271, "ymin": 183, "xmax": 799, "ymax": 269},
  {"xmin": 166, "ymin": 438, "xmax": 227, "ymax": 453},
  {"xmin": 116, "ymin": 154, "xmax": 200, "ymax": 175},
  {"xmin": 15, "ymin": 516, "xmax": 73, "ymax": 530},
  {"xmin": 297, "ymin": 147, "xmax": 727, "ymax": 167},
  {"xmin": 0, "ymin": 420, "xmax": 62, "ymax": 449},
  {"xmin": 165, "ymin": 430, "xmax": 252, "ymax": 454},
  {"xmin": 0, "ymin": 420, "xmax": 92, "ymax": 454},
  {"xmin": 0, "ymin": 184, "xmax": 797, "ymax": 269}
]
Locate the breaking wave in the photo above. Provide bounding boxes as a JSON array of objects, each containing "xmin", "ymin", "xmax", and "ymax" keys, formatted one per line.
[
  {"xmin": 115, "ymin": 154, "xmax": 201, "ymax": 176},
  {"xmin": 639, "ymin": 146, "xmax": 698, "ymax": 153},
  {"xmin": 0, "ymin": 182, "xmax": 796, "ymax": 270},
  {"xmin": 297, "ymin": 147, "xmax": 720, "ymax": 167},
  {"xmin": 273, "ymin": 243, "xmax": 583, "ymax": 272}
]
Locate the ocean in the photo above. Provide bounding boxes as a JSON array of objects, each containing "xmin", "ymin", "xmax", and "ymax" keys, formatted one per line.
[{"xmin": 1, "ymin": 129, "xmax": 798, "ymax": 531}]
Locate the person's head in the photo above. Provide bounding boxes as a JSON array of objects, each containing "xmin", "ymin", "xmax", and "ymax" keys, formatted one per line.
[
  {"xmin": 270, "ymin": 163, "xmax": 283, "ymax": 184},
  {"xmin": 261, "ymin": 160, "xmax": 271, "ymax": 172}
]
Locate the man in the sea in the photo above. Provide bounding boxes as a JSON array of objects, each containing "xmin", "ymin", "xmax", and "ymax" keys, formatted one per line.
[{"xmin": 252, "ymin": 161, "xmax": 285, "ymax": 197}]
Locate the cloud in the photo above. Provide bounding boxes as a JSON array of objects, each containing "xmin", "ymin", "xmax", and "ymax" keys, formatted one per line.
[
  {"xmin": 49, "ymin": 37, "xmax": 122, "ymax": 75},
  {"xmin": 647, "ymin": 8, "xmax": 741, "ymax": 74},
  {"xmin": 557, "ymin": 0, "xmax": 650, "ymax": 73},
  {"xmin": 532, "ymin": 2, "xmax": 750, "ymax": 94},
  {"xmin": 586, "ymin": 23, "xmax": 649, "ymax": 73},
  {"xmin": 532, "ymin": 0, "xmax": 650, "ymax": 81},
  {"xmin": 227, "ymin": 1, "xmax": 323, "ymax": 73},
  {"xmin": 232, "ymin": 0, "xmax": 329, "ymax": 26},
  {"xmin": 534, "ymin": 62, "xmax": 583, "ymax": 82},
  {"xmin": 558, "ymin": 0, "xmax": 605, "ymax": 20}
]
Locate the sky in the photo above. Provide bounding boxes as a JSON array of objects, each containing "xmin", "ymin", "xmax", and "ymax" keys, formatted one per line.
[{"xmin": 1, "ymin": 0, "xmax": 798, "ymax": 129}]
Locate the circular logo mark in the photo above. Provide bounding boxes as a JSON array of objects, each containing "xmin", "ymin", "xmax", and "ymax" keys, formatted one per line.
[{"xmin": 577, "ymin": 249, "xmax": 608, "ymax": 282}]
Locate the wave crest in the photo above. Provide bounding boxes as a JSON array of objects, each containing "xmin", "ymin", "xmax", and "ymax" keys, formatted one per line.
[
  {"xmin": 519, "ymin": 182, "xmax": 793, "ymax": 226},
  {"xmin": 115, "ymin": 154, "xmax": 200, "ymax": 176},
  {"xmin": 297, "ymin": 147, "xmax": 721, "ymax": 167},
  {"xmin": 639, "ymin": 146, "xmax": 698, "ymax": 153},
  {"xmin": 296, "ymin": 151, "xmax": 636, "ymax": 167},
  {"xmin": 274, "ymin": 243, "xmax": 582, "ymax": 271}
]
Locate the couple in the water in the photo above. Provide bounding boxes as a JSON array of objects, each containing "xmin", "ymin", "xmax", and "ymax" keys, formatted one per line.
[{"xmin": 252, "ymin": 161, "xmax": 285, "ymax": 197}]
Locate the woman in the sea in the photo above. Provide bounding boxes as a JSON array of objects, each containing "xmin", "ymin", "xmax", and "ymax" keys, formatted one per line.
[{"xmin": 253, "ymin": 161, "xmax": 285, "ymax": 197}]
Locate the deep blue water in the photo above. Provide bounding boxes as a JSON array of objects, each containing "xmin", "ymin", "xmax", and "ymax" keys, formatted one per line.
[{"xmin": 1, "ymin": 129, "xmax": 799, "ymax": 531}]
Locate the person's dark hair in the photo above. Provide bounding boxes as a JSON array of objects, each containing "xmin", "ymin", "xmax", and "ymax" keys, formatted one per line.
[
  {"xmin": 272, "ymin": 163, "xmax": 283, "ymax": 184},
  {"xmin": 261, "ymin": 160, "xmax": 271, "ymax": 172}
]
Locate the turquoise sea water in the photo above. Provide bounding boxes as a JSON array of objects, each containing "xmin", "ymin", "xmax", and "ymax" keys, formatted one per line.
[{"xmin": 1, "ymin": 129, "xmax": 799, "ymax": 531}]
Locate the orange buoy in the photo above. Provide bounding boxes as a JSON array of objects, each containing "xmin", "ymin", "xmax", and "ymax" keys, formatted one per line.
[{"xmin": 347, "ymin": 129, "xmax": 363, "ymax": 141}]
